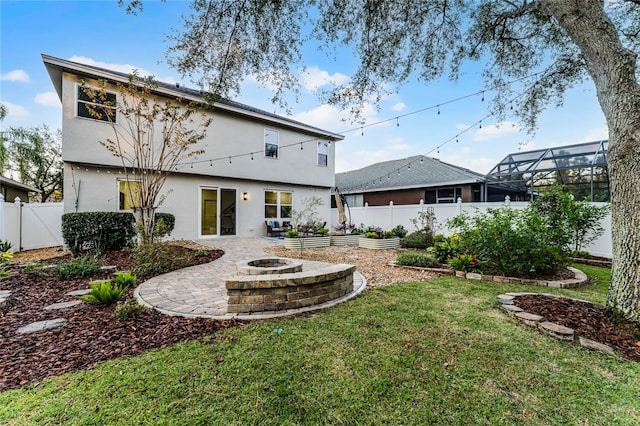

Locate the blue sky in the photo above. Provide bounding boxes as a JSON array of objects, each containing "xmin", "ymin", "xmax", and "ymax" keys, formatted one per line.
[{"xmin": 1, "ymin": 0, "xmax": 608, "ymax": 174}]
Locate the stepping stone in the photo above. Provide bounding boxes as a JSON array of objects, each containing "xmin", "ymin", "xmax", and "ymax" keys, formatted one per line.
[
  {"xmin": 515, "ymin": 311, "xmax": 544, "ymax": 327},
  {"xmin": 0, "ymin": 290, "xmax": 12, "ymax": 313},
  {"xmin": 66, "ymin": 289, "xmax": 91, "ymax": 296},
  {"xmin": 579, "ymin": 337, "xmax": 616, "ymax": 356},
  {"xmin": 16, "ymin": 318, "xmax": 67, "ymax": 335},
  {"xmin": 100, "ymin": 265, "xmax": 117, "ymax": 272},
  {"xmin": 538, "ymin": 321, "xmax": 574, "ymax": 341},
  {"xmin": 44, "ymin": 300, "xmax": 83, "ymax": 310}
]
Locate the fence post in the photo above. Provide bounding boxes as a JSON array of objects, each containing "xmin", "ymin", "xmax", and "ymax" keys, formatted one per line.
[
  {"xmin": 389, "ymin": 201, "xmax": 394, "ymax": 229},
  {"xmin": 504, "ymin": 195, "xmax": 511, "ymax": 207},
  {"xmin": 420, "ymin": 199, "xmax": 424, "ymax": 213},
  {"xmin": 457, "ymin": 197, "xmax": 462, "ymax": 215},
  {"xmin": 0, "ymin": 194, "xmax": 4, "ymax": 241},
  {"xmin": 14, "ymin": 197, "xmax": 22, "ymax": 251},
  {"xmin": 364, "ymin": 202, "xmax": 368, "ymax": 226}
]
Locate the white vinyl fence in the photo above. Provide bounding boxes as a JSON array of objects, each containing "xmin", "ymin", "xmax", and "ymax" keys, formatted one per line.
[
  {"xmin": 331, "ymin": 197, "xmax": 612, "ymax": 258},
  {"xmin": 0, "ymin": 195, "xmax": 64, "ymax": 251}
]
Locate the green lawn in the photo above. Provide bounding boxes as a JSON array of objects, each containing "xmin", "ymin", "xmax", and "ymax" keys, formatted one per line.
[{"xmin": 2, "ymin": 265, "xmax": 638, "ymax": 425}]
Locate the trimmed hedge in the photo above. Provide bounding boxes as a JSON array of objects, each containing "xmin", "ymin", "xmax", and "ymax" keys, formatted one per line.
[{"xmin": 62, "ymin": 211, "xmax": 175, "ymax": 254}]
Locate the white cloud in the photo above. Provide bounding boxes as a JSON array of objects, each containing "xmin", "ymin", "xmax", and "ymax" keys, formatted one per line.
[
  {"xmin": 471, "ymin": 121, "xmax": 521, "ymax": 142},
  {"xmin": 2, "ymin": 102, "xmax": 30, "ymax": 121},
  {"xmin": 300, "ymin": 66, "xmax": 350, "ymax": 93},
  {"xmin": 390, "ymin": 102, "xmax": 406, "ymax": 112},
  {"xmin": 292, "ymin": 102, "xmax": 381, "ymax": 133},
  {"xmin": 335, "ymin": 148, "xmax": 399, "ymax": 173},
  {"xmin": 577, "ymin": 126, "xmax": 608, "ymax": 143},
  {"xmin": 34, "ymin": 91, "xmax": 61, "ymax": 108},
  {"xmin": 68, "ymin": 55, "xmax": 176, "ymax": 85},
  {"xmin": 1, "ymin": 70, "xmax": 30, "ymax": 83}
]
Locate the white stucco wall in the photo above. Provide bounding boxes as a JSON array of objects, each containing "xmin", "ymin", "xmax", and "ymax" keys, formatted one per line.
[
  {"xmin": 60, "ymin": 72, "xmax": 337, "ymax": 188},
  {"xmin": 65, "ymin": 165, "xmax": 332, "ymax": 240}
]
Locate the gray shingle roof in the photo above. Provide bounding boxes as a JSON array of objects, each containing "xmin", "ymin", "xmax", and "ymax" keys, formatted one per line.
[{"xmin": 336, "ymin": 155, "xmax": 485, "ymax": 193}]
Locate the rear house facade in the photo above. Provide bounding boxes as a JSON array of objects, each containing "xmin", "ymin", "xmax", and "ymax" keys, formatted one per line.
[{"xmin": 43, "ymin": 55, "xmax": 343, "ymax": 239}]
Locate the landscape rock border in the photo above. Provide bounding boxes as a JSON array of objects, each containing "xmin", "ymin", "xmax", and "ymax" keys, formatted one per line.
[
  {"xmin": 390, "ymin": 264, "xmax": 588, "ymax": 288},
  {"xmin": 497, "ymin": 293, "xmax": 617, "ymax": 357}
]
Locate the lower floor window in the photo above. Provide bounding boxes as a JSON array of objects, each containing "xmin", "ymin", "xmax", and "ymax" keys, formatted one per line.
[
  {"xmin": 118, "ymin": 180, "xmax": 141, "ymax": 210},
  {"xmin": 265, "ymin": 190, "xmax": 292, "ymax": 223}
]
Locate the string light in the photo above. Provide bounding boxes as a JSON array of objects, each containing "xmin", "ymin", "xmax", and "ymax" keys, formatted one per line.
[
  {"xmin": 169, "ymin": 71, "xmax": 543, "ymax": 176},
  {"xmin": 420, "ymin": 156, "xmax": 424, "ymax": 164},
  {"xmin": 210, "ymin": 160, "xmax": 213, "ymax": 166}
]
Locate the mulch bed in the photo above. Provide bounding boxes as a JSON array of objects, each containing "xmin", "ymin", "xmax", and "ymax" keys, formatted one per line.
[
  {"xmin": 0, "ymin": 247, "xmax": 247, "ymax": 392},
  {"xmin": 514, "ymin": 294, "xmax": 640, "ymax": 361}
]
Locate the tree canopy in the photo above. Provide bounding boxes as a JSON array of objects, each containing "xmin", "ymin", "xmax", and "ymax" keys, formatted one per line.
[{"xmin": 120, "ymin": 0, "xmax": 640, "ymax": 321}]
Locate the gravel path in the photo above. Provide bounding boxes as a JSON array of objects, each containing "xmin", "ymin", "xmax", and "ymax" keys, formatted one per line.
[{"xmin": 266, "ymin": 246, "xmax": 444, "ymax": 288}]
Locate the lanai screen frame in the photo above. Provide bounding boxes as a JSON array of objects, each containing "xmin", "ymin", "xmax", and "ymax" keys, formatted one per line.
[{"xmin": 484, "ymin": 140, "xmax": 609, "ymax": 202}]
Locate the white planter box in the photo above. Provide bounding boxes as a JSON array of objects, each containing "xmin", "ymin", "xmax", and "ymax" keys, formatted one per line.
[
  {"xmin": 284, "ymin": 236, "xmax": 331, "ymax": 250},
  {"xmin": 358, "ymin": 237, "xmax": 401, "ymax": 250},
  {"xmin": 330, "ymin": 234, "xmax": 365, "ymax": 246}
]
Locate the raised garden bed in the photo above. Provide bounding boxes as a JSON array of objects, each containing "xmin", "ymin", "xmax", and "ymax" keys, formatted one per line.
[
  {"xmin": 358, "ymin": 237, "xmax": 401, "ymax": 250},
  {"xmin": 283, "ymin": 236, "xmax": 331, "ymax": 250},
  {"xmin": 329, "ymin": 234, "xmax": 365, "ymax": 246}
]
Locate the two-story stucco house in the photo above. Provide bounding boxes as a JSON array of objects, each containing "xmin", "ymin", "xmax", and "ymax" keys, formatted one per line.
[{"xmin": 43, "ymin": 54, "xmax": 343, "ymax": 240}]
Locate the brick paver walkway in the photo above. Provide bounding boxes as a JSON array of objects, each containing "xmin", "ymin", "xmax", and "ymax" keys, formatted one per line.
[{"xmin": 134, "ymin": 237, "xmax": 365, "ymax": 319}]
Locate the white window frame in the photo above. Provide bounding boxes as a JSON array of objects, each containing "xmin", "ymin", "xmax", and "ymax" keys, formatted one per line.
[
  {"xmin": 264, "ymin": 128, "xmax": 279, "ymax": 158},
  {"xmin": 317, "ymin": 141, "xmax": 329, "ymax": 167},
  {"xmin": 76, "ymin": 84, "xmax": 117, "ymax": 123},
  {"xmin": 264, "ymin": 190, "xmax": 292, "ymax": 224}
]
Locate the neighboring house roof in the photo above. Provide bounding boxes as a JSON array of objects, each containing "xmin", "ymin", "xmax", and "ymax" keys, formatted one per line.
[
  {"xmin": 336, "ymin": 155, "xmax": 485, "ymax": 194},
  {"xmin": 0, "ymin": 175, "xmax": 40, "ymax": 193},
  {"xmin": 42, "ymin": 54, "xmax": 344, "ymax": 142}
]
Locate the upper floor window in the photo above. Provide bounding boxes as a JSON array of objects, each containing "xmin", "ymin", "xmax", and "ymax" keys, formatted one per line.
[
  {"xmin": 317, "ymin": 141, "xmax": 329, "ymax": 167},
  {"xmin": 264, "ymin": 129, "xmax": 279, "ymax": 158},
  {"xmin": 77, "ymin": 85, "xmax": 117, "ymax": 123}
]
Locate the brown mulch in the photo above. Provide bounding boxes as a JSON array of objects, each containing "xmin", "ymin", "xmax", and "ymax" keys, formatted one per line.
[
  {"xmin": 514, "ymin": 294, "xmax": 640, "ymax": 362},
  {"xmin": 0, "ymin": 246, "xmax": 245, "ymax": 392}
]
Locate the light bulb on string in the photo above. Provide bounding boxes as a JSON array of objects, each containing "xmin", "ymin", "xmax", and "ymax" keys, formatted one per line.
[
  {"xmin": 407, "ymin": 164, "xmax": 411, "ymax": 171},
  {"xmin": 437, "ymin": 147, "xmax": 440, "ymax": 155},
  {"xmin": 300, "ymin": 142, "xmax": 303, "ymax": 150},
  {"xmin": 210, "ymin": 160, "xmax": 213, "ymax": 166},
  {"xmin": 479, "ymin": 121, "xmax": 482, "ymax": 129},
  {"xmin": 361, "ymin": 127, "xmax": 364, "ymax": 136},
  {"xmin": 190, "ymin": 163, "xmax": 193, "ymax": 169},
  {"xmin": 396, "ymin": 117, "xmax": 399, "ymax": 127},
  {"xmin": 437, "ymin": 105, "xmax": 440, "ymax": 115},
  {"xmin": 420, "ymin": 156, "xmax": 424, "ymax": 164},
  {"xmin": 456, "ymin": 136, "xmax": 459, "ymax": 143},
  {"xmin": 229, "ymin": 157, "xmax": 232, "ymax": 164},
  {"xmin": 251, "ymin": 152, "xmax": 254, "ymax": 160},
  {"xmin": 481, "ymin": 91, "xmax": 485, "ymax": 102}
]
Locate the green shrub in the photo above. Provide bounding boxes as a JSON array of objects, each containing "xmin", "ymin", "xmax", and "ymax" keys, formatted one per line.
[
  {"xmin": 448, "ymin": 207, "xmax": 568, "ymax": 277},
  {"xmin": 62, "ymin": 211, "xmax": 176, "ymax": 254},
  {"xmin": 432, "ymin": 235, "xmax": 460, "ymax": 263},
  {"xmin": 447, "ymin": 254, "xmax": 481, "ymax": 272},
  {"xmin": 62, "ymin": 212, "xmax": 136, "ymax": 254},
  {"xmin": 114, "ymin": 270, "xmax": 137, "ymax": 288},
  {"xmin": 365, "ymin": 231, "xmax": 379, "ymax": 239},
  {"xmin": 285, "ymin": 230, "xmax": 299, "ymax": 238},
  {"xmin": 396, "ymin": 251, "xmax": 440, "ymax": 268},
  {"xmin": 401, "ymin": 230, "xmax": 434, "ymax": 249},
  {"xmin": 384, "ymin": 230, "xmax": 395, "ymax": 239},
  {"xmin": 132, "ymin": 243, "xmax": 195, "ymax": 277},
  {"xmin": 114, "ymin": 298, "xmax": 146, "ymax": 321},
  {"xmin": 390, "ymin": 225, "xmax": 408, "ymax": 238},
  {"xmin": 79, "ymin": 279, "xmax": 128, "ymax": 305},
  {"xmin": 0, "ymin": 240, "xmax": 13, "ymax": 252},
  {"xmin": 54, "ymin": 255, "xmax": 103, "ymax": 279}
]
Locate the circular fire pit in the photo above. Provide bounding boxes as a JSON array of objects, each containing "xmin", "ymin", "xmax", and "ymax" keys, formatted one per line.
[{"xmin": 237, "ymin": 258, "xmax": 303, "ymax": 275}]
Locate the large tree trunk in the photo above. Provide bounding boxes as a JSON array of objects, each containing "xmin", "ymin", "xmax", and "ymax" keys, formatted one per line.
[{"xmin": 541, "ymin": 0, "xmax": 640, "ymax": 322}]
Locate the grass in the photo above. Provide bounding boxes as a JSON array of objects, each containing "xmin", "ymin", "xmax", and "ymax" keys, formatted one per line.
[{"xmin": 2, "ymin": 265, "xmax": 638, "ymax": 425}]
